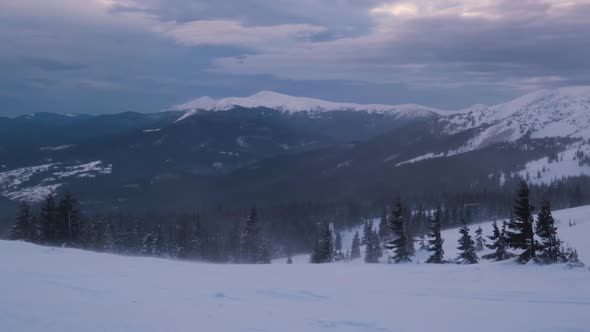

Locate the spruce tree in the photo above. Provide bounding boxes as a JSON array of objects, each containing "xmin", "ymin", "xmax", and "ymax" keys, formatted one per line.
[
  {"xmin": 241, "ymin": 207, "xmax": 261, "ymax": 263},
  {"xmin": 104, "ymin": 223, "xmax": 117, "ymax": 253},
  {"xmin": 350, "ymin": 231, "xmax": 361, "ymax": 259},
  {"xmin": 56, "ymin": 192, "xmax": 81, "ymax": 246},
  {"xmin": 378, "ymin": 207, "xmax": 390, "ymax": 242},
  {"xmin": 506, "ymin": 181, "xmax": 537, "ymax": 263},
  {"xmin": 141, "ymin": 233, "xmax": 155, "ymax": 256},
  {"xmin": 483, "ymin": 221, "xmax": 510, "ymax": 261},
  {"xmin": 425, "ymin": 206, "xmax": 445, "ymax": 264},
  {"xmin": 474, "ymin": 226, "xmax": 485, "ymax": 252},
  {"xmin": 9, "ymin": 201, "xmax": 31, "ymax": 241},
  {"xmin": 362, "ymin": 220, "xmax": 372, "ymax": 245},
  {"xmin": 310, "ymin": 222, "xmax": 333, "ymax": 263},
  {"xmin": 535, "ymin": 200, "xmax": 560, "ymax": 264},
  {"xmin": 190, "ymin": 217, "xmax": 203, "ymax": 259},
  {"xmin": 386, "ymin": 199, "xmax": 412, "ymax": 263},
  {"xmin": 39, "ymin": 193, "xmax": 57, "ymax": 244},
  {"xmin": 364, "ymin": 229, "xmax": 380, "ymax": 263},
  {"xmin": 457, "ymin": 223, "xmax": 479, "ymax": 264},
  {"xmin": 153, "ymin": 225, "xmax": 166, "ymax": 257}
]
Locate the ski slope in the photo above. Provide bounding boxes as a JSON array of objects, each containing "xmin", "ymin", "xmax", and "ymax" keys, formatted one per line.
[{"xmin": 2, "ymin": 206, "xmax": 590, "ymax": 332}]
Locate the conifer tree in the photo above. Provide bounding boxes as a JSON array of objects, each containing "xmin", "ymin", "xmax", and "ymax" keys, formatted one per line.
[
  {"xmin": 241, "ymin": 207, "xmax": 263, "ymax": 263},
  {"xmin": 310, "ymin": 222, "xmax": 333, "ymax": 263},
  {"xmin": 362, "ymin": 220, "xmax": 372, "ymax": 245},
  {"xmin": 334, "ymin": 232, "xmax": 342, "ymax": 252},
  {"xmin": 474, "ymin": 226, "xmax": 485, "ymax": 252},
  {"xmin": 56, "ymin": 192, "xmax": 81, "ymax": 246},
  {"xmin": 104, "ymin": 223, "xmax": 117, "ymax": 253},
  {"xmin": 9, "ymin": 201, "xmax": 31, "ymax": 241},
  {"xmin": 425, "ymin": 206, "xmax": 445, "ymax": 263},
  {"xmin": 141, "ymin": 233, "xmax": 155, "ymax": 256},
  {"xmin": 483, "ymin": 221, "xmax": 510, "ymax": 261},
  {"xmin": 378, "ymin": 207, "xmax": 390, "ymax": 242},
  {"xmin": 350, "ymin": 231, "xmax": 361, "ymax": 259},
  {"xmin": 535, "ymin": 200, "xmax": 560, "ymax": 264},
  {"xmin": 39, "ymin": 193, "xmax": 57, "ymax": 244},
  {"xmin": 457, "ymin": 223, "xmax": 479, "ymax": 264},
  {"xmin": 386, "ymin": 199, "xmax": 412, "ymax": 263},
  {"xmin": 364, "ymin": 229, "xmax": 380, "ymax": 263},
  {"xmin": 287, "ymin": 254, "xmax": 293, "ymax": 264},
  {"xmin": 153, "ymin": 225, "xmax": 166, "ymax": 257},
  {"xmin": 190, "ymin": 217, "xmax": 203, "ymax": 259},
  {"xmin": 506, "ymin": 181, "xmax": 537, "ymax": 263}
]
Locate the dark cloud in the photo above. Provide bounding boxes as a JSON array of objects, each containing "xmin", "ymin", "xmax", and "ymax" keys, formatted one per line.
[{"xmin": 1, "ymin": 0, "xmax": 590, "ymax": 115}]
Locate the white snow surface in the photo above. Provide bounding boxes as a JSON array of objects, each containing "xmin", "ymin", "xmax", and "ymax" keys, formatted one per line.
[
  {"xmin": 444, "ymin": 86, "xmax": 590, "ymax": 149},
  {"xmin": 0, "ymin": 161, "xmax": 112, "ymax": 202},
  {"xmin": 2, "ymin": 206, "xmax": 590, "ymax": 332},
  {"xmin": 517, "ymin": 142, "xmax": 590, "ymax": 185},
  {"xmin": 172, "ymin": 90, "xmax": 447, "ymax": 122}
]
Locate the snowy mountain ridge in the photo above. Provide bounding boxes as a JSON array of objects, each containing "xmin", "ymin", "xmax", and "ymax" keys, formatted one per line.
[
  {"xmin": 171, "ymin": 90, "xmax": 448, "ymax": 122},
  {"xmin": 444, "ymin": 86, "xmax": 590, "ymax": 144}
]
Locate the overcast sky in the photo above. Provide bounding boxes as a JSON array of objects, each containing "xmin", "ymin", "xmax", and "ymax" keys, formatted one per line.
[{"xmin": 1, "ymin": 0, "xmax": 589, "ymax": 116}]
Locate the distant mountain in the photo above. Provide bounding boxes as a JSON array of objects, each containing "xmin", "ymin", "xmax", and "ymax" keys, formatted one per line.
[
  {"xmin": 171, "ymin": 90, "xmax": 446, "ymax": 121},
  {"xmin": 1, "ymin": 88, "xmax": 590, "ymax": 214}
]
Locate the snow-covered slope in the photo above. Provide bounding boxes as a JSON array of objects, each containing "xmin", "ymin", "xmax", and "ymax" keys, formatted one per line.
[
  {"xmin": 2, "ymin": 205, "xmax": 590, "ymax": 332},
  {"xmin": 444, "ymin": 86, "xmax": 590, "ymax": 149},
  {"xmin": 172, "ymin": 91, "xmax": 447, "ymax": 122}
]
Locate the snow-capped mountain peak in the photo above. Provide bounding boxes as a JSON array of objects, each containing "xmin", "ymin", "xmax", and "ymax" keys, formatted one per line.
[{"xmin": 171, "ymin": 91, "xmax": 446, "ymax": 122}]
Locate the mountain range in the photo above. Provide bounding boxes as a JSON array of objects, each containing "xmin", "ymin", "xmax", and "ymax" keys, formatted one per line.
[{"xmin": 1, "ymin": 87, "xmax": 590, "ymax": 214}]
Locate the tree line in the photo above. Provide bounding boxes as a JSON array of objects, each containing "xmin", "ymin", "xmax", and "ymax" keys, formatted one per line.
[{"xmin": 310, "ymin": 181, "xmax": 583, "ymax": 267}]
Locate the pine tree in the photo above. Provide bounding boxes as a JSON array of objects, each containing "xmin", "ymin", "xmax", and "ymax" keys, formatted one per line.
[
  {"xmin": 425, "ymin": 206, "xmax": 445, "ymax": 264},
  {"xmin": 104, "ymin": 223, "xmax": 117, "ymax": 253},
  {"xmin": 386, "ymin": 199, "xmax": 412, "ymax": 263},
  {"xmin": 140, "ymin": 233, "xmax": 155, "ymax": 256},
  {"xmin": 350, "ymin": 231, "xmax": 361, "ymax": 259},
  {"xmin": 56, "ymin": 192, "xmax": 81, "ymax": 246},
  {"xmin": 474, "ymin": 226, "xmax": 485, "ymax": 252},
  {"xmin": 483, "ymin": 221, "xmax": 510, "ymax": 261},
  {"xmin": 287, "ymin": 254, "xmax": 293, "ymax": 264},
  {"xmin": 364, "ymin": 229, "xmax": 380, "ymax": 263},
  {"xmin": 9, "ymin": 201, "xmax": 31, "ymax": 241},
  {"xmin": 190, "ymin": 217, "xmax": 203, "ymax": 259},
  {"xmin": 256, "ymin": 239, "xmax": 272, "ymax": 264},
  {"xmin": 535, "ymin": 200, "xmax": 560, "ymax": 264},
  {"xmin": 310, "ymin": 222, "xmax": 333, "ymax": 263},
  {"xmin": 153, "ymin": 225, "xmax": 166, "ymax": 257},
  {"xmin": 506, "ymin": 181, "xmax": 537, "ymax": 263},
  {"xmin": 334, "ymin": 232, "xmax": 342, "ymax": 252},
  {"xmin": 457, "ymin": 223, "xmax": 479, "ymax": 264},
  {"xmin": 39, "ymin": 193, "xmax": 57, "ymax": 244},
  {"xmin": 362, "ymin": 220, "xmax": 372, "ymax": 245},
  {"xmin": 378, "ymin": 207, "xmax": 390, "ymax": 242},
  {"xmin": 241, "ymin": 207, "xmax": 263, "ymax": 263}
]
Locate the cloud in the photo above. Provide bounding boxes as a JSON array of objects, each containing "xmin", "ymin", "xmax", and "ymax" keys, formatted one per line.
[
  {"xmin": 1, "ymin": 0, "xmax": 590, "ymax": 115},
  {"xmin": 153, "ymin": 20, "xmax": 325, "ymax": 50},
  {"xmin": 210, "ymin": 0, "xmax": 590, "ymax": 92}
]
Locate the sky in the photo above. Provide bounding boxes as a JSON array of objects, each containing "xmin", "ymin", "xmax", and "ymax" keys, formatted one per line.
[{"xmin": 1, "ymin": 0, "xmax": 589, "ymax": 116}]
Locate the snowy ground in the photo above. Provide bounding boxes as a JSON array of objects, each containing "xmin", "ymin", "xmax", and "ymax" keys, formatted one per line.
[{"xmin": 2, "ymin": 206, "xmax": 590, "ymax": 332}]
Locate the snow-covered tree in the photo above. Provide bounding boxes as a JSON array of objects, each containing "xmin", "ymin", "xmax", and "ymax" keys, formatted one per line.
[
  {"xmin": 310, "ymin": 222, "xmax": 333, "ymax": 263},
  {"xmin": 535, "ymin": 200, "xmax": 560, "ymax": 264},
  {"xmin": 9, "ymin": 201, "xmax": 31, "ymax": 241},
  {"xmin": 483, "ymin": 221, "xmax": 510, "ymax": 261},
  {"xmin": 425, "ymin": 206, "xmax": 445, "ymax": 264},
  {"xmin": 506, "ymin": 181, "xmax": 537, "ymax": 263},
  {"xmin": 350, "ymin": 231, "xmax": 361, "ymax": 260},
  {"xmin": 386, "ymin": 199, "xmax": 412, "ymax": 263},
  {"xmin": 457, "ymin": 223, "xmax": 479, "ymax": 264},
  {"xmin": 474, "ymin": 226, "xmax": 485, "ymax": 252}
]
